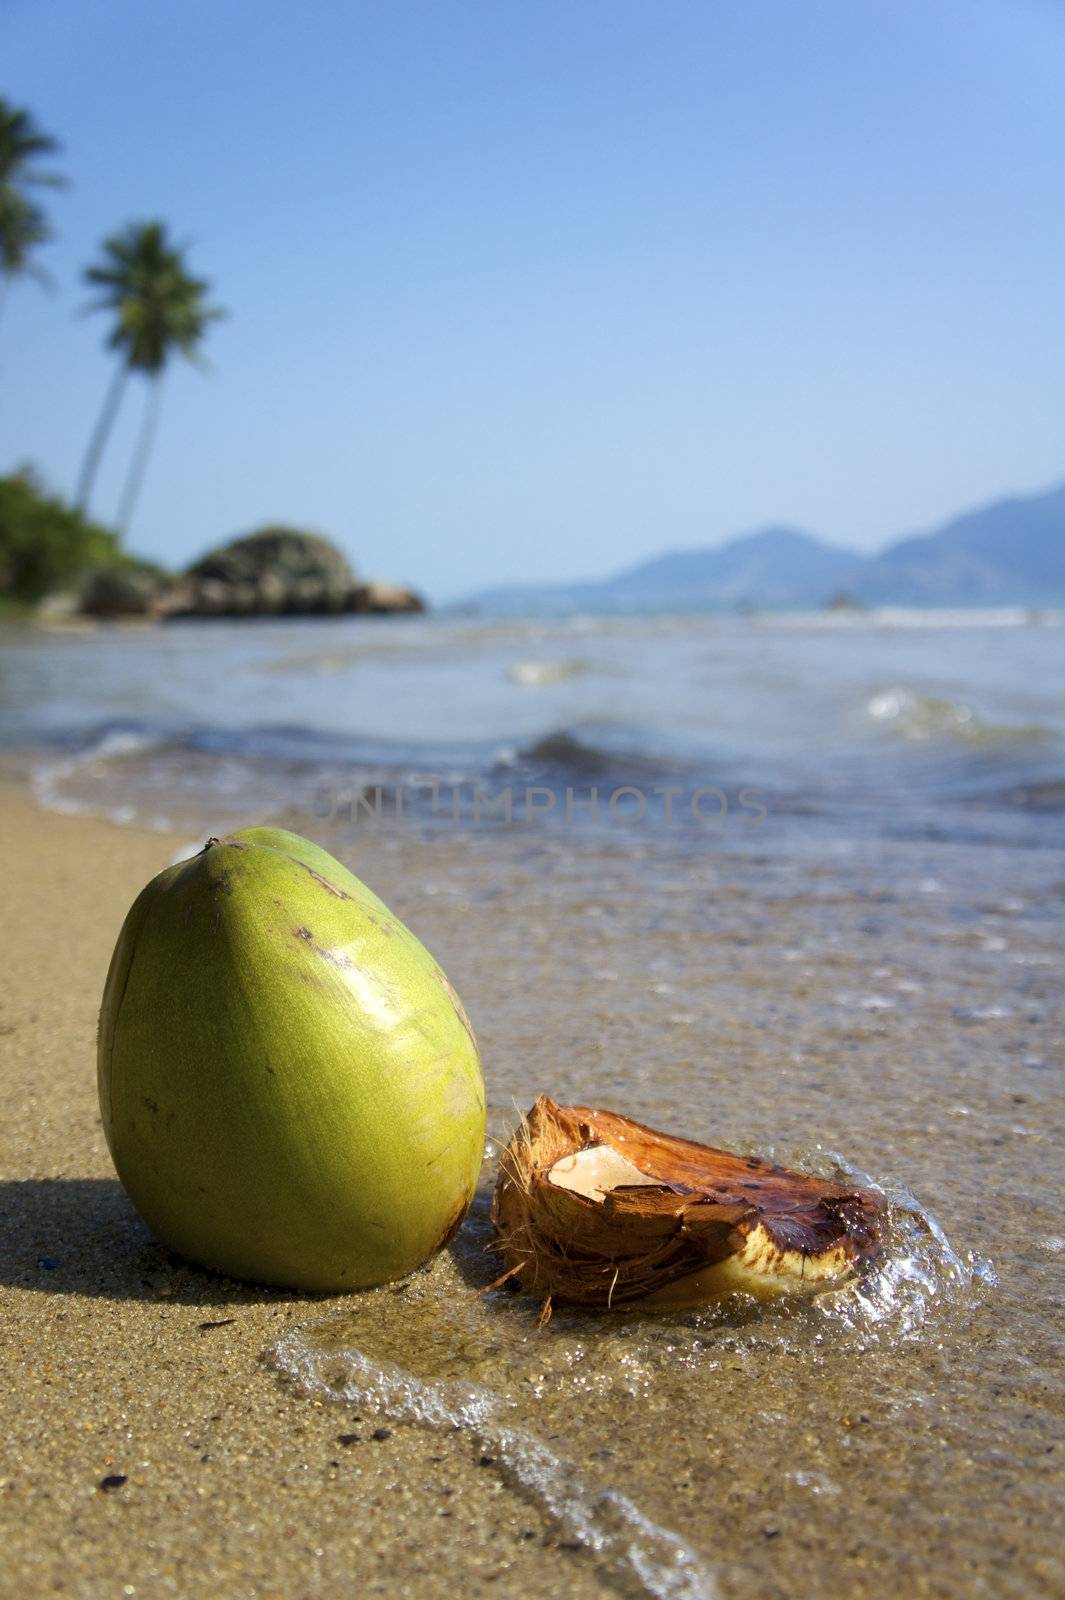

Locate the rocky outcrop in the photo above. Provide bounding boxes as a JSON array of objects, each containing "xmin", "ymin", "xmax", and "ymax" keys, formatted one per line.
[
  {"xmin": 81, "ymin": 565, "xmax": 165, "ymax": 619},
  {"xmin": 157, "ymin": 527, "xmax": 426, "ymax": 619},
  {"xmin": 353, "ymin": 581, "xmax": 424, "ymax": 615},
  {"xmin": 161, "ymin": 526, "xmax": 354, "ymax": 617}
]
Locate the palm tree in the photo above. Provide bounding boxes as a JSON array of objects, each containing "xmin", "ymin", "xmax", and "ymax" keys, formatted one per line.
[
  {"xmin": 76, "ymin": 221, "xmax": 225, "ymax": 527},
  {"xmin": 0, "ymin": 99, "xmax": 65, "ymax": 322}
]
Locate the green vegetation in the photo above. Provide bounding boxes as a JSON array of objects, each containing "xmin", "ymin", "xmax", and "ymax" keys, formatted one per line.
[
  {"xmin": 0, "ymin": 98, "xmax": 65, "ymax": 320},
  {"xmin": 0, "ymin": 468, "xmax": 165, "ymax": 608},
  {"xmin": 77, "ymin": 221, "xmax": 225, "ymax": 529}
]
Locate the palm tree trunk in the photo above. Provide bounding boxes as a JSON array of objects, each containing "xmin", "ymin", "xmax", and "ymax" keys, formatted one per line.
[
  {"xmin": 116, "ymin": 377, "xmax": 164, "ymax": 536},
  {"xmin": 76, "ymin": 361, "xmax": 128, "ymax": 512}
]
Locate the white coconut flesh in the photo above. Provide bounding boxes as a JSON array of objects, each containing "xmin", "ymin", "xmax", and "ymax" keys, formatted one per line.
[{"xmin": 546, "ymin": 1143, "xmax": 661, "ymax": 1200}]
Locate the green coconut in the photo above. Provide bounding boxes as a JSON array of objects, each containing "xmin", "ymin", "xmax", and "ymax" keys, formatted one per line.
[{"xmin": 98, "ymin": 826, "xmax": 486, "ymax": 1291}]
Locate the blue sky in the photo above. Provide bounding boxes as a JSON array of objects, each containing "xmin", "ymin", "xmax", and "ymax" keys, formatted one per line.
[{"xmin": 3, "ymin": 0, "xmax": 1064, "ymax": 599}]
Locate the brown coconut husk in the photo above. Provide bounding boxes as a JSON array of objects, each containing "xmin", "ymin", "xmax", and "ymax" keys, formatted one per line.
[{"xmin": 491, "ymin": 1097, "xmax": 883, "ymax": 1311}]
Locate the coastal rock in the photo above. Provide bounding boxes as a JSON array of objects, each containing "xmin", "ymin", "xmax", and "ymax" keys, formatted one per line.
[
  {"xmin": 350, "ymin": 580, "xmax": 426, "ymax": 615},
  {"xmin": 159, "ymin": 526, "xmax": 425, "ymax": 618},
  {"xmin": 35, "ymin": 590, "xmax": 84, "ymax": 622},
  {"xmin": 81, "ymin": 566, "xmax": 164, "ymax": 619},
  {"xmin": 169, "ymin": 525, "xmax": 354, "ymax": 617}
]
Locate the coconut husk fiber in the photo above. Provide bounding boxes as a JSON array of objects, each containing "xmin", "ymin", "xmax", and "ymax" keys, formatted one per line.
[{"xmin": 491, "ymin": 1097, "xmax": 884, "ymax": 1312}]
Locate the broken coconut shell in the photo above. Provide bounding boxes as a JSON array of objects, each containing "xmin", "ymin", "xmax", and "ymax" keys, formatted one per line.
[{"xmin": 492, "ymin": 1097, "xmax": 883, "ymax": 1311}]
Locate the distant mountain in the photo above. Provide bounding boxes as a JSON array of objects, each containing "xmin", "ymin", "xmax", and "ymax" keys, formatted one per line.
[
  {"xmin": 857, "ymin": 484, "xmax": 1065, "ymax": 604},
  {"xmin": 591, "ymin": 526, "xmax": 860, "ymax": 608},
  {"xmin": 459, "ymin": 480, "xmax": 1065, "ymax": 615},
  {"xmin": 467, "ymin": 527, "xmax": 861, "ymax": 616}
]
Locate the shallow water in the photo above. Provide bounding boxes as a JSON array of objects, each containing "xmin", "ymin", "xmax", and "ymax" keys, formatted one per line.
[
  {"xmin": 3, "ymin": 610, "xmax": 1064, "ymax": 1595},
  {"xmin": 272, "ymin": 1167, "xmax": 990, "ymax": 1600},
  {"xmin": 261, "ymin": 819, "xmax": 1062, "ymax": 1600}
]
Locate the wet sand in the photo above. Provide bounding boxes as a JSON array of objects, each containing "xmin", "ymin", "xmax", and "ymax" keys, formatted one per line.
[{"xmin": 2, "ymin": 781, "xmax": 1063, "ymax": 1599}]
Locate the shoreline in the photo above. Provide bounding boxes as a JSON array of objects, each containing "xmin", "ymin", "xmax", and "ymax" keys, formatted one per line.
[{"xmin": 2, "ymin": 601, "xmax": 1064, "ymax": 634}]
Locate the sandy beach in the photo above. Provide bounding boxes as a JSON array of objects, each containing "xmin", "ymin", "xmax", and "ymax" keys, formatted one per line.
[
  {"xmin": 2, "ymin": 738, "xmax": 1063, "ymax": 1599},
  {"xmin": 0, "ymin": 786, "xmax": 609, "ymax": 1600}
]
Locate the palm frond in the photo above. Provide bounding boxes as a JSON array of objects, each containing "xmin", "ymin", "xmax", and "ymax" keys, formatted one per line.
[
  {"xmin": 0, "ymin": 100, "xmax": 64, "ymax": 286},
  {"xmin": 81, "ymin": 219, "xmax": 225, "ymax": 374}
]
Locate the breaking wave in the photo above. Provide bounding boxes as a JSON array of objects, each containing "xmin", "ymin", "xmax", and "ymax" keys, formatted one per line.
[
  {"xmin": 507, "ymin": 658, "xmax": 592, "ymax": 687},
  {"xmin": 865, "ymin": 688, "xmax": 1052, "ymax": 746}
]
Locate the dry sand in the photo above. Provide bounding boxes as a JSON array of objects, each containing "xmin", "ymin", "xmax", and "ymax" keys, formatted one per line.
[{"xmin": 0, "ymin": 786, "xmax": 606, "ymax": 1600}]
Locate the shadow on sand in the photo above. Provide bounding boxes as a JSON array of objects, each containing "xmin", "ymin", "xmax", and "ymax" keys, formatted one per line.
[
  {"xmin": 0, "ymin": 1177, "xmax": 328, "ymax": 1308},
  {"xmin": 0, "ymin": 1176, "xmax": 558, "ymax": 1318}
]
